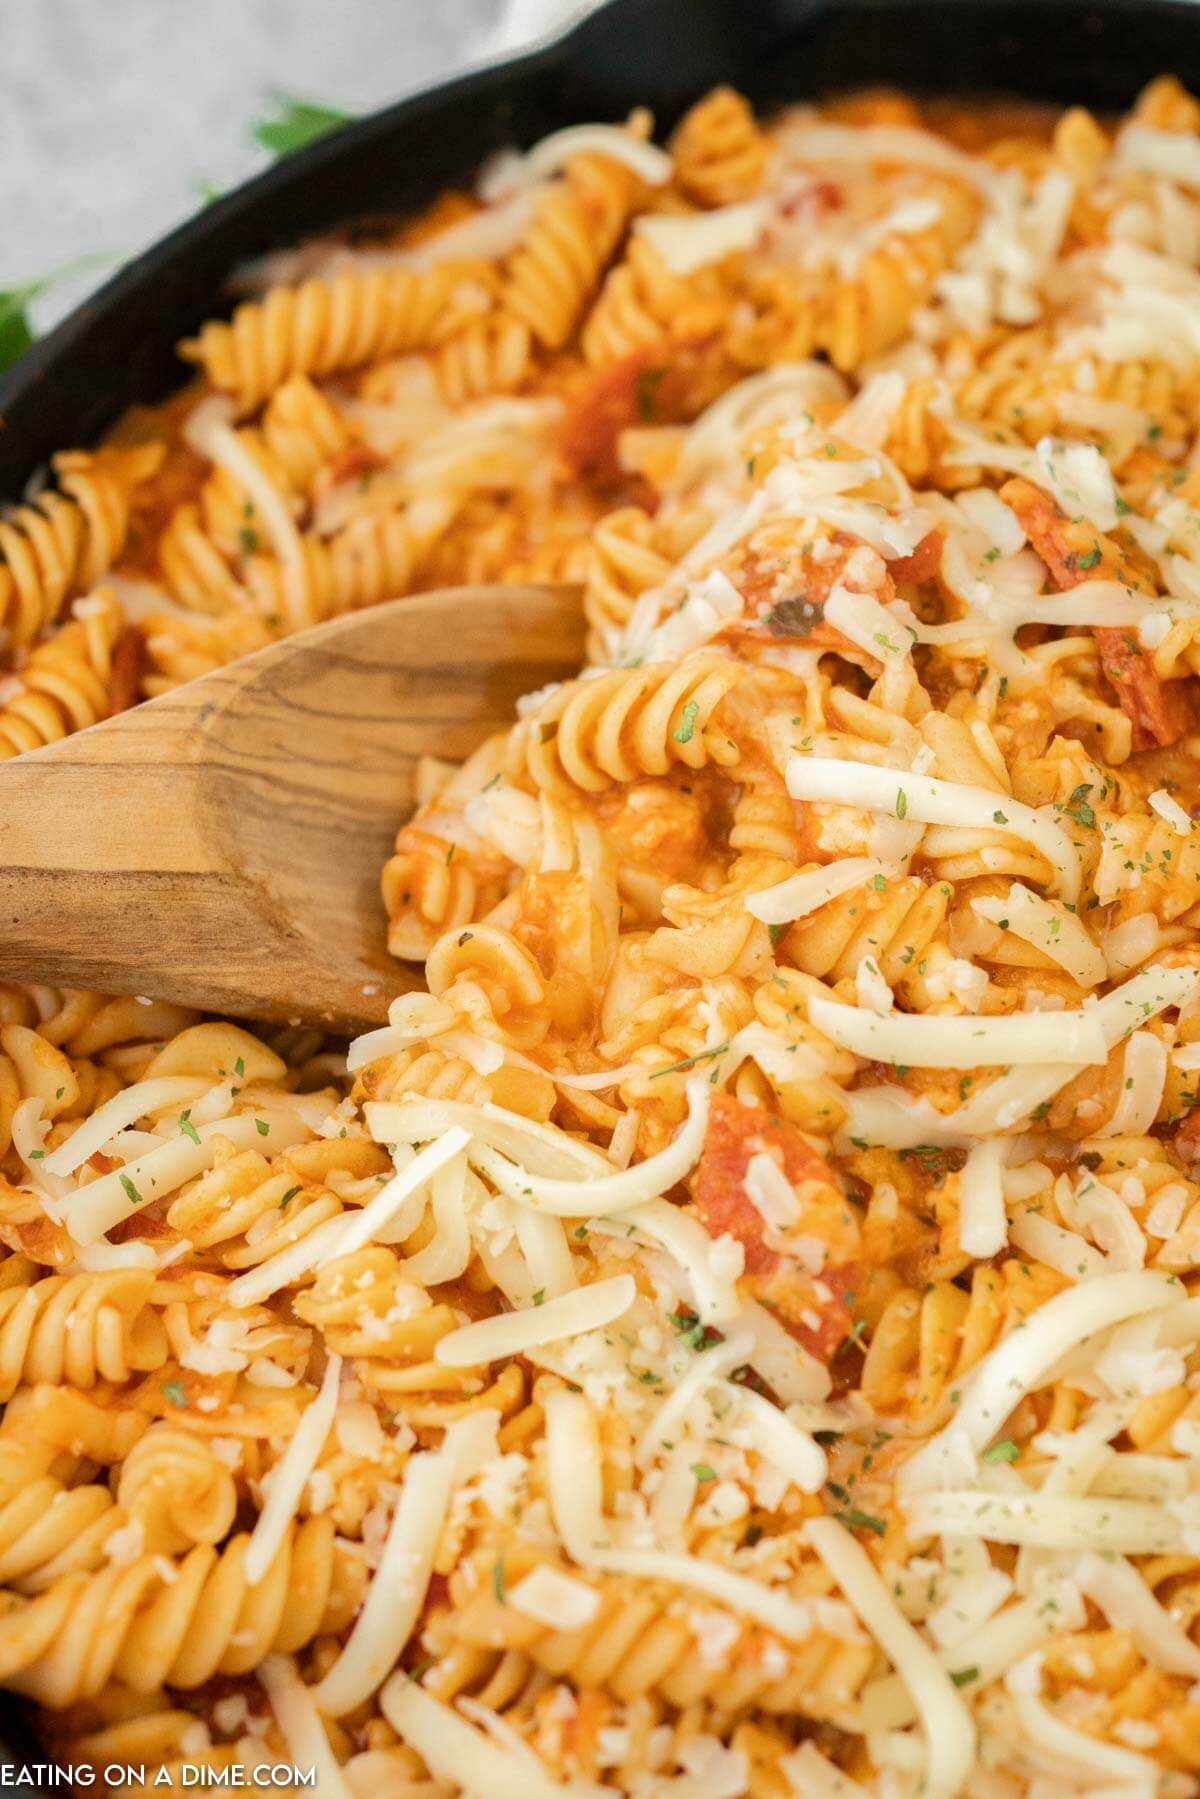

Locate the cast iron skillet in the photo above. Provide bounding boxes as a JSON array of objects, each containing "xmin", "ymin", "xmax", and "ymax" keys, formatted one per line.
[
  {"xmin": 7, "ymin": 0, "xmax": 1200, "ymax": 487},
  {"xmin": 0, "ymin": 0, "xmax": 1198, "ymax": 1768}
]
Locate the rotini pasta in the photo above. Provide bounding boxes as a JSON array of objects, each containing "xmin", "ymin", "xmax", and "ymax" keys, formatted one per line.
[
  {"xmin": 0, "ymin": 589, "xmax": 128, "ymax": 761},
  {"xmin": 0, "ymin": 447, "xmax": 161, "ymax": 648},
  {"xmin": 180, "ymin": 262, "xmax": 491, "ymax": 413},
  {"xmin": 501, "ymin": 142, "xmax": 650, "ymax": 350},
  {"xmin": 9, "ymin": 74, "xmax": 1200, "ymax": 1799}
]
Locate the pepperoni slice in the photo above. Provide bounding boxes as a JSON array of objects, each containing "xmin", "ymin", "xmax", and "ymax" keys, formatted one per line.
[
  {"xmin": 558, "ymin": 345, "xmax": 713, "ymax": 483},
  {"xmin": 1001, "ymin": 476, "xmax": 1195, "ymax": 750},
  {"xmin": 886, "ymin": 528, "xmax": 943, "ymax": 585},
  {"xmin": 692, "ymin": 1093, "xmax": 860, "ymax": 1362}
]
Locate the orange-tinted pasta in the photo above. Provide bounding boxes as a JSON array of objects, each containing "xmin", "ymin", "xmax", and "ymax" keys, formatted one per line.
[{"xmin": 4, "ymin": 77, "xmax": 1200, "ymax": 1798}]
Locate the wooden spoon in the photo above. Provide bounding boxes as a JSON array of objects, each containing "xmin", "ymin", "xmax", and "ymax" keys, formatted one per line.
[{"xmin": 0, "ymin": 584, "xmax": 585, "ymax": 1031}]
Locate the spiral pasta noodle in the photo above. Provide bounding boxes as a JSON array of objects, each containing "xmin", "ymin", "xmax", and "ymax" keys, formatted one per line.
[
  {"xmin": 0, "ymin": 589, "xmax": 126, "ymax": 761},
  {"xmin": 113, "ymin": 1425, "xmax": 239, "ymax": 1555},
  {"xmin": 0, "ymin": 448, "xmax": 161, "ymax": 646},
  {"xmin": 259, "ymin": 373, "xmax": 355, "ymax": 493},
  {"xmin": 0, "ymin": 1517, "xmax": 363, "ymax": 1706},
  {"xmin": 0, "ymin": 1441, "xmax": 120, "ymax": 1594},
  {"xmin": 502, "ymin": 148, "xmax": 648, "ymax": 351},
  {"xmin": 139, "ymin": 607, "xmax": 274, "ymax": 697},
  {"xmin": 859, "ymin": 1263, "xmax": 1063, "ymax": 1425},
  {"xmin": 244, "ymin": 500, "xmax": 457, "ymax": 628},
  {"xmin": 582, "ymin": 504, "xmax": 675, "ymax": 645},
  {"xmin": 506, "ymin": 653, "xmax": 748, "ymax": 796},
  {"xmin": 434, "ymin": 312, "xmax": 535, "ymax": 406},
  {"xmin": 0, "ymin": 1268, "xmax": 168, "ymax": 1401},
  {"xmin": 179, "ymin": 262, "xmax": 489, "ymax": 413},
  {"xmin": 429, "ymin": 1547, "xmax": 873, "ymax": 1722},
  {"xmin": 580, "ymin": 236, "xmax": 734, "ymax": 367},
  {"xmin": 670, "ymin": 87, "xmax": 771, "ymax": 206},
  {"xmin": 9, "ymin": 74, "xmax": 1200, "ymax": 1799}
]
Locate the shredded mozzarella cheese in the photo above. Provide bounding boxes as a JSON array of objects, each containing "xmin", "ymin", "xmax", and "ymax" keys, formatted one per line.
[
  {"xmin": 810, "ymin": 993, "xmax": 1107, "ymax": 1067},
  {"xmin": 634, "ymin": 199, "xmax": 768, "ymax": 273},
  {"xmin": 806, "ymin": 1516, "xmax": 975, "ymax": 1799},
  {"xmin": 260, "ymin": 1656, "xmax": 351, "ymax": 1799},
  {"xmin": 435, "ymin": 1275, "xmax": 635, "ymax": 1366},
  {"xmin": 316, "ymin": 1451, "xmax": 453, "ymax": 1716},
  {"xmin": 244, "ymin": 1355, "xmax": 341, "ymax": 1585},
  {"xmin": 66, "ymin": 1111, "xmax": 309, "ymax": 1246},
  {"xmin": 467, "ymin": 1079, "xmax": 709, "ymax": 1218},
  {"xmin": 507, "ymin": 1564, "xmax": 601, "ymax": 1632},
  {"xmin": 1149, "ymin": 787, "xmax": 1194, "ymax": 835},
  {"xmin": 523, "ymin": 123, "xmax": 673, "ymax": 185},
  {"xmin": 785, "ymin": 759, "xmax": 1081, "ymax": 902},
  {"xmin": 957, "ymin": 1138, "xmax": 1010, "ymax": 1259},
  {"xmin": 745, "ymin": 858, "xmax": 889, "ymax": 925}
]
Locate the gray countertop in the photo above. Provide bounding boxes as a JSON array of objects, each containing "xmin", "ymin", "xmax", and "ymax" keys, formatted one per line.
[{"xmin": 2, "ymin": 0, "xmax": 590, "ymax": 330}]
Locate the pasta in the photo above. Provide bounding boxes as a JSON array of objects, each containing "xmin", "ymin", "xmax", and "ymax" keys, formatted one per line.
[
  {"xmin": 0, "ymin": 448, "xmax": 162, "ymax": 647},
  {"xmin": 9, "ymin": 74, "xmax": 1200, "ymax": 1797},
  {"xmin": 179, "ymin": 263, "xmax": 491, "ymax": 413}
]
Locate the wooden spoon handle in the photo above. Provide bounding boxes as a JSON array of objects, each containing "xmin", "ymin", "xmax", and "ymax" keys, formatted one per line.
[
  {"xmin": 0, "ymin": 659, "xmax": 407, "ymax": 1023},
  {"xmin": 0, "ymin": 585, "xmax": 586, "ymax": 1028}
]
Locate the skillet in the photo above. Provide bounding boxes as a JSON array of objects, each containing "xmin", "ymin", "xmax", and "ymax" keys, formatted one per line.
[
  {"xmin": 0, "ymin": 0, "xmax": 1198, "ymax": 1771},
  {"xmin": 6, "ymin": 0, "xmax": 1200, "ymax": 489}
]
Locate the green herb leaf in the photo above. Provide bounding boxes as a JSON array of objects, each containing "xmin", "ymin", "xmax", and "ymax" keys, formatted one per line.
[
  {"xmin": 672, "ymin": 700, "xmax": 700, "ymax": 746},
  {"xmin": 691, "ymin": 1462, "xmax": 717, "ymax": 1483},
  {"xmin": 649, "ymin": 1040, "xmax": 730, "ymax": 1079},
  {"xmin": 950, "ymin": 1666, "xmax": 979, "ymax": 1687},
  {"xmin": 835, "ymin": 1507, "xmax": 886, "ymax": 1537},
  {"xmin": 162, "ymin": 1380, "xmax": 189, "ymax": 1409},
  {"xmin": 253, "ymin": 96, "xmax": 351, "ymax": 159},
  {"xmin": 982, "ymin": 1438, "xmax": 1019, "ymax": 1464},
  {"xmin": 669, "ymin": 1308, "xmax": 715, "ymax": 1352},
  {"xmin": 634, "ymin": 365, "xmax": 666, "ymax": 422},
  {"xmin": 119, "ymin": 1173, "xmax": 144, "ymax": 1207},
  {"xmin": 0, "ymin": 253, "xmax": 117, "ymax": 377},
  {"xmin": 178, "ymin": 1110, "xmax": 200, "ymax": 1145},
  {"xmin": 492, "ymin": 1554, "xmax": 507, "ymax": 1604},
  {"xmin": 768, "ymin": 921, "xmax": 787, "ymax": 948},
  {"xmin": 532, "ymin": 1289, "xmax": 546, "ymax": 1306},
  {"xmin": 255, "ymin": 1118, "xmax": 270, "ymax": 1137},
  {"xmin": 0, "ymin": 295, "xmax": 34, "ymax": 378},
  {"xmin": 1064, "ymin": 782, "xmax": 1096, "ymax": 829}
]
